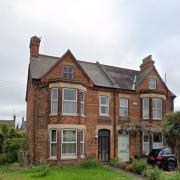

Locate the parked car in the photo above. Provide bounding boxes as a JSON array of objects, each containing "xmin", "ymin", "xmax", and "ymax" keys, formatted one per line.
[{"xmin": 147, "ymin": 147, "xmax": 177, "ymax": 171}]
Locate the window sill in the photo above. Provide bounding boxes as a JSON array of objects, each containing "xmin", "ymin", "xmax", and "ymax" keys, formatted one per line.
[
  {"xmin": 62, "ymin": 114, "xmax": 78, "ymax": 117},
  {"xmin": 49, "ymin": 113, "xmax": 58, "ymax": 116},
  {"xmin": 48, "ymin": 157, "xmax": 57, "ymax": 160},
  {"xmin": 81, "ymin": 115, "xmax": 86, "ymax": 118},
  {"xmin": 99, "ymin": 114, "xmax": 110, "ymax": 117},
  {"xmin": 61, "ymin": 156, "xmax": 77, "ymax": 160}
]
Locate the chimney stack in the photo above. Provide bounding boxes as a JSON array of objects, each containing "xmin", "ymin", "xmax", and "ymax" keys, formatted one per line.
[
  {"xmin": 29, "ymin": 36, "xmax": 41, "ymax": 58},
  {"xmin": 140, "ymin": 55, "xmax": 155, "ymax": 70}
]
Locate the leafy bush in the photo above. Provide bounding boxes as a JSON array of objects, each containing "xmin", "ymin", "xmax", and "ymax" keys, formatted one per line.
[
  {"xmin": 166, "ymin": 172, "xmax": 180, "ymax": 180},
  {"xmin": 117, "ymin": 161, "xmax": 128, "ymax": 169},
  {"xmin": 132, "ymin": 159, "xmax": 146, "ymax": 174},
  {"xmin": 143, "ymin": 166, "xmax": 164, "ymax": 180},
  {"xmin": 110, "ymin": 159, "xmax": 119, "ymax": 167},
  {"xmin": 124, "ymin": 163, "xmax": 133, "ymax": 172},
  {"xmin": 80, "ymin": 159, "xmax": 99, "ymax": 168}
]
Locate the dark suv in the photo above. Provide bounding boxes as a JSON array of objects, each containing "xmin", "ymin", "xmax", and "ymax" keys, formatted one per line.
[{"xmin": 147, "ymin": 147, "xmax": 177, "ymax": 171}]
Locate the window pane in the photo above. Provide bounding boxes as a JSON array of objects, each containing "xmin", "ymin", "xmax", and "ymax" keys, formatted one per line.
[
  {"xmin": 101, "ymin": 96, "xmax": 108, "ymax": 105},
  {"xmin": 62, "ymin": 143, "xmax": 76, "ymax": 155},
  {"xmin": 149, "ymin": 78, "xmax": 156, "ymax": 89},
  {"xmin": 51, "ymin": 101, "xmax": 58, "ymax": 114},
  {"xmin": 120, "ymin": 98, "xmax": 128, "ymax": 107},
  {"xmin": 144, "ymin": 134, "xmax": 149, "ymax": 142},
  {"xmin": 143, "ymin": 98, "xmax": 149, "ymax": 108},
  {"xmin": 51, "ymin": 144, "xmax": 56, "ymax": 156},
  {"xmin": 80, "ymin": 143, "xmax": 84, "ymax": 156},
  {"xmin": 101, "ymin": 106, "xmax": 108, "ymax": 114},
  {"xmin": 51, "ymin": 130, "xmax": 56, "ymax": 142},
  {"xmin": 63, "ymin": 130, "xmax": 76, "ymax": 142},
  {"xmin": 120, "ymin": 107, "xmax": 128, "ymax": 117},
  {"xmin": 63, "ymin": 66, "xmax": 72, "ymax": 79},
  {"xmin": 51, "ymin": 88, "xmax": 58, "ymax": 100},
  {"xmin": 153, "ymin": 132, "xmax": 162, "ymax": 142},
  {"xmin": 80, "ymin": 131, "xmax": 84, "ymax": 142},
  {"xmin": 64, "ymin": 89, "xmax": 76, "ymax": 100},
  {"xmin": 63, "ymin": 101, "xmax": 76, "ymax": 114}
]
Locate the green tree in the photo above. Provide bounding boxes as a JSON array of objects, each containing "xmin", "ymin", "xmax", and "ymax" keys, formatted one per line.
[
  {"xmin": 163, "ymin": 112, "xmax": 180, "ymax": 172},
  {"xmin": 0, "ymin": 124, "xmax": 26, "ymax": 164}
]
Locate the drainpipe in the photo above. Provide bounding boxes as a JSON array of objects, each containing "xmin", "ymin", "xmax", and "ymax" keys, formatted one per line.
[
  {"xmin": 33, "ymin": 85, "xmax": 39, "ymax": 163},
  {"xmin": 114, "ymin": 90, "xmax": 116, "ymax": 158}
]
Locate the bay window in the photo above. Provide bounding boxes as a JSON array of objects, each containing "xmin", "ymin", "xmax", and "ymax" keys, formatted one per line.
[
  {"xmin": 80, "ymin": 130, "xmax": 85, "ymax": 157},
  {"xmin": 62, "ymin": 129, "xmax": 77, "ymax": 158},
  {"xmin": 50, "ymin": 129, "xmax": 57, "ymax": 158},
  {"xmin": 51, "ymin": 88, "xmax": 58, "ymax": 114},
  {"xmin": 152, "ymin": 98, "xmax": 162, "ymax": 119},
  {"xmin": 62, "ymin": 88, "xmax": 77, "ymax": 114},
  {"xmin": 99, "ymin": 96, "xmax": 109, "ymax": 116},
  {"xmin": 80, "ymin": 92, "xmax": 85, "ymax": 116},
  {"xmin": 143, "ymin": 98, "xmax": 149, "ymax": 119}
]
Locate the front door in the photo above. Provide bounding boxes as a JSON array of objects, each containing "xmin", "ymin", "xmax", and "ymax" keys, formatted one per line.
[
  {"xmin": 98, "ymin": 129, "xmax": 110, "ymax": 162},
  {"xmin": 118, "ymin": 132, "xmax": 129, "ymax": 161}
]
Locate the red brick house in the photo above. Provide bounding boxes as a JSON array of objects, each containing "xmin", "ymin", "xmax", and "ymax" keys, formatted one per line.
[{"xmin": 26, "ymin": 36, "xmax": 175, "ymax": 164}]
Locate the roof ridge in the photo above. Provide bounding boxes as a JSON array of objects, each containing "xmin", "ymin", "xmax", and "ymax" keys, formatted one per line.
[{"xmin": 96, "ymin": 62, "xmax": 116, "ymax": 87}]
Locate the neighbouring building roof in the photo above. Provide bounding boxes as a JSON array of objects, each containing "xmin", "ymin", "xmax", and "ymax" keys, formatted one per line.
[{"xmin": 0, "ymin": 120, "xmax": 15, "ymax": 128}]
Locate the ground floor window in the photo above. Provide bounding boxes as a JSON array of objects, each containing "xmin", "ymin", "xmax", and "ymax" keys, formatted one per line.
[
  {"xmin": 142, "ymin": 132, "xmax": 150, "ymax": 155},
  {"xmin": 153, "ymin": 132, "xmax": 163, "ymax": 148},
  {"xmin": 80, "ymin": 130, "xmax": 85, "ymax": 157},
  {"xmin": 50, "ymin": 129, "xmax": 57, "ymax": 158},
  {"xmin": 62, "ymin": 129, "xmax": 77, "ymax": 158}
]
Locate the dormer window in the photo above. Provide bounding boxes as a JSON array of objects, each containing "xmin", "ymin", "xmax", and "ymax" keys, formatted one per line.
[
  {"xmin": 149, "ymin": 78, "xmax": 156, "ymax": 89},
  {"xmin": 63, "ymin": 65, "xmax": 73, "ymax": 80}
]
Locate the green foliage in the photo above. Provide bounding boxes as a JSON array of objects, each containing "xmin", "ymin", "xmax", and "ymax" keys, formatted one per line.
[
  {"xmin": 166, "ymin": 172, "xmax": 180, "ymax": 180},
  {"xmin": 163, "ymin": 112, "xmax": 180, "ymax": 147},
  {"xmin": 31, "ymin": 165, "xmax": 49, "ymax": 178},
  {"xmin": 132, "ymin": 159, "xmax": 146, "ymax": 174},
  {"xmin": 110, "ymin": 159, "xmax": 119, "ymax": 167},
  {"xmin": 80, "ymin": 159, "xmax": 100, "ymax": 168},
  {"xmin": 0, "ymin": 124, "xmax": 26, "ymax": 164},
  {"xmin": 143, "ymin": 166, "xmax": 164, "ymax": 180}
]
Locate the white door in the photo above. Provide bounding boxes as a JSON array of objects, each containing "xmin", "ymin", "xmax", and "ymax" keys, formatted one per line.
[{"xmin": 118, "ymin": 133, "xmax": 129, "ymax": 161}]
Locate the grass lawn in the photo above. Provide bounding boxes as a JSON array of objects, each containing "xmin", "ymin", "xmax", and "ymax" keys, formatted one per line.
[{"xmin": 0, "ymin": 164, "xmax": 134, "ymax": 180}]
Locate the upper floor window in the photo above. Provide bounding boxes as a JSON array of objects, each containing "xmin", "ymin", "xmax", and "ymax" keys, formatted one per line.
[
  {"xmin": 152, "ymin": 98, "xmax": 162, "ymax": 119},
  {"xmin": 99, "ymin": 96, "xmax": 109, "ymax": 116},
  {"xmin": 62, "ymin": 88, "xmax": 77, "ymax": 114},
  {"xmin": 50, "ymin": 129, "xmax": 57, "ymax": 158},
  {"xmin": 51, "ymin": 88, "xmax": 58, "ymax": 114},
  {"xmin": 143, "ymin": 98, "xmax": 149, "ymax": 119},
  {"xmin": 149, "ymin": 78, "xmax": 156, "ymax": 89},
  {"xmin": 80, "ymin": 92, "xmax": 85, "ymax": 116},
  {"xmin": 119, "ymin": 97, "xmax": 128, "ymax": 117},
  {"xmin": 63, "ymin": 65, "xmax": 73, "ymax": 80}
]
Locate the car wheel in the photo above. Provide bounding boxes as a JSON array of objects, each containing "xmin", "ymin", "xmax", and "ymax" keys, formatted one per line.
[{"xmin": 167, "ymin": 161, "xmax": 175, "ymax": 171}]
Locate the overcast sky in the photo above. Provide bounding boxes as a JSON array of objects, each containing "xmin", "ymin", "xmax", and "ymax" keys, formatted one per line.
[{"xmin": 0, "ymin": 0, "xmax": 180, "ymax": 125}]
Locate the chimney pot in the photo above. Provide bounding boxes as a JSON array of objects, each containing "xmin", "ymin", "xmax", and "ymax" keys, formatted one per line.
[{"xmin": 29, "ymin": 36, "xmax": 41, "ymax": 58}]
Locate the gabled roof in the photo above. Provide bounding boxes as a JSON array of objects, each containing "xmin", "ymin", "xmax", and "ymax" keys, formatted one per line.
[{"xmin": 29, "ymin": 51, "xmax": 174, "ymax": 95}]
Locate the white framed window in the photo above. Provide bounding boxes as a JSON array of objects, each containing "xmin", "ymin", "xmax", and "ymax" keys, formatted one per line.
[
  {"xmin": 153, "ymin": 132, "xmax": 163, "ymax": 148},
  {"xmin": 51, "ymin": 88, "xmax": 58, "ymax": 114},
  {"xmin": 149, "ymin": 78, "xmax": 156, "ymax": 89},
  {"xmin": 80, "ymin": 130, "xmax": 85, "ymax": 157},
  {"xmin": 99, "ymin": 96, "xmax": 109, "ymax": 116},
  {"xmin": 61, "ymin": 129, "xmax": 77, "ymax": 158},
  {"xmin": 143, "ymin": 98, "xmax": 149, "ymax": 119},
  {"xmin": 119, "ymin": 97, "xmax": 128, "ymax": 117},
  {"xmin": 80, "ymin": 92, "xmax": 85, "ymax": 116},
  {"xmin": 63, "ymin": 65, "xmax": 73, "ymax": 80},
  {"xmin": 142, "ymin": 132, "xmax": 150, "ymax": 155},
  {"xmin": 62, "ymin": 88, "xmax": 77, "ymax": 115},
  {"xmin": 50, "ymin": 129, "xmax": 57, "ymax": 158},
  {"xmin": 152, "ymin": 98, "xmax": 162, "ymax": 119}
]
